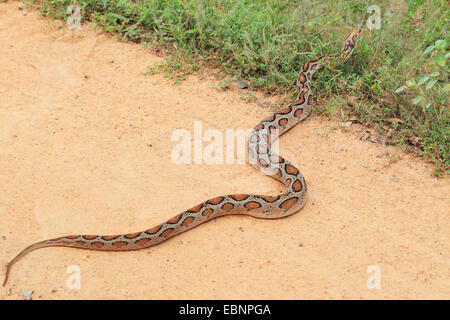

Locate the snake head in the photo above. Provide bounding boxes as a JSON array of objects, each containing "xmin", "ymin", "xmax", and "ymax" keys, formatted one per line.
[{"xmin": 340, "ymin": 26, "xmax": 362, "ymax": 61}]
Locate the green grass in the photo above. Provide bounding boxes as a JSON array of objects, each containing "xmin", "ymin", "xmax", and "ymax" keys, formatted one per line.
[{"xmin": 24, "ymin": 0, "xmax": 449, "ymax": 174}]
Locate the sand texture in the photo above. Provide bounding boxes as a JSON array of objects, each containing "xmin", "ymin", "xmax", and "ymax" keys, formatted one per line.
[{"xmin": 0, "ymin": 1, "xmax": 448, "ymax": 299}]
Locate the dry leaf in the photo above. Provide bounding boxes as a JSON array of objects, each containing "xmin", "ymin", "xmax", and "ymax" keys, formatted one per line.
[
  {"xmin": 341, "ymin": 121, "xmax": 353, "ymax": 128},
  {"xmin": 347, "ymin": 96, "xmax": 358, "ymax": 107},
  {"xmin": 349, "ymin": 116, "xmax": 361, "ymax": 123}
]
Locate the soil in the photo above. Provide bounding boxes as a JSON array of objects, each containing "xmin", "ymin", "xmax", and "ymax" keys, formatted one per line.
[{"xmin": 0, "ymin": 1, "xmax": 448, "ymax": 299}]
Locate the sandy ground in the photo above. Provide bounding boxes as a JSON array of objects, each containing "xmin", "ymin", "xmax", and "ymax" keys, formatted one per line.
[{"xmin": 0, "ymin": 1, "xmax": 448, "ymax": 300}]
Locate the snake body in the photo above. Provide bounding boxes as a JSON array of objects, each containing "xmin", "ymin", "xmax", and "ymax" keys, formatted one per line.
[{"xmin": 3, "ymin": 27, "xmax": 361, "ymax": 285}]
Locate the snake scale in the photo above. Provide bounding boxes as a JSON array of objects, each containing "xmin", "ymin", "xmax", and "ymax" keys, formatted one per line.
[{"xmin": 3, "ymin": 27, "xmax": 361, "ymax": 285}]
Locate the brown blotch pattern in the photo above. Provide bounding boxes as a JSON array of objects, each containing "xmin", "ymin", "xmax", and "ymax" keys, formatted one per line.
[
  {"xmin": 303, "ymin": 61, "xmax": 310, "ymax": 72},
  {"xmin": 261, "ymin": 195, "xmax": 280, "ymax": 203},
  {"xmin": 66, "ymin": 235, "xmax": 79, "ymax": 239},
  {"xmin": 187, "ymin": 203, "xmax": 203, "ymax": 213},
  {"xmin": 207, "ymin": 196, "xmax": 225, "ymax": 205},
  {"xmin": 277, "ymin": 107, "xmax": 292, "ymax": 115},
  {"xmin": 284, "ymin": 178, "xmax": 292, "ymax": 187},
  {"xmin": 102, "ymin": 235, "xmax": 120, "ymax": 241},
  {"xmin": 161, "ymin": 228, "xmax": 174, "ymax": 237},
  {"xmin": 275, "ymin": 169, "xmax": 282, "ymax": 179},
  {"xmin": 294, "ymin": 108, "xmax": 304, "ymax": 117},
  {"xmin": 202, "ymin": 208, "xmax": 214, "ymax": 217},
  {"xmin": 280, "ymin": 197, "xmax": 298, "ymax": 210},
  {"xmin": 244, "ymin": 201, "xmax": 262, "ymax": 210},
  {"xmin": 168, "ymin": 214, "xmax": 182, "ymax": 224},
  {"xmin": 124, "ymin": 232, "xmax": 142, "ymax": 239},
  {"xmin": 263, "ymin": 114, "xmax": 276, "ymax": 122},
  {"xmin": 285, "ymin": 164, "xmax": 299, "ymax": 175},
  {"xmin": 298, "ymin": 91, "xmax": 306, "ymax": 103},
  {"xmin": 253, "ymin": 124, "xmax": 264, "ymax": 131},
  {"xmin": 230, "ymin": 194, "xmax": 249, "ymax": 201},
  {"xmin": 145, "ymin": 225, "xmax": 162, "ymax": 235},
  {"xmin": 135, "ymin": 238, "xmax": 151, "ymax": 246},
  {"xmin": 181, "ymin": 216, "xmax": 195, "ymax": 226},
  {"xmin": 278, "ymin": 118, "xmax": 288, "ymax": 127},
  {"xmin": 221, "ymin": 203, "xmax": 234, "ymax": 212},
  {"xmin": 112, "ymin": 241, "xmax": 128, "ymax": 248},
  {"xmin": 297, "ymin": 73, "xmax": 307, "ymax": 84},
  {"xmin": 292, "ymin": 180, "xmax": 303, "ymax": 192},
  {"xmin": 83, "ymin": 235, "xmax": 98, "ymax": 240},
  {"xmin": 91, "ymin": 241, "xmax": 104, "ymax": 248}
]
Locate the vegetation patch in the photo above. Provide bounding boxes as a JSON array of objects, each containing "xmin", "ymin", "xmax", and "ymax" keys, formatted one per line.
[{"xmin": 23, "ymin": 0, "xmax": 449, "ymax": 174}]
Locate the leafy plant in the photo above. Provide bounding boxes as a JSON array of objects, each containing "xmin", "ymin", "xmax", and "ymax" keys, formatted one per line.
[
  {"xmin": 395, "ymin": 39, "xmax": 448, "ymax": 110},
  {"xmin": 395, "ymin": 38, "xmax": 449, "ymax": 171}
]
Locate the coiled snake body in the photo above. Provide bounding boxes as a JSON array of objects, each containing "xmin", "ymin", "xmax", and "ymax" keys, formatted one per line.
[{"xmin": 3, "ymin": 27, "xmax": 361, "ymax": 285}]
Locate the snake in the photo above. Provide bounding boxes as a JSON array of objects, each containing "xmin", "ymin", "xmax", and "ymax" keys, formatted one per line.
[{"xmin": 3, "ymin": 27, "xmax": 361, "ymax": 286}]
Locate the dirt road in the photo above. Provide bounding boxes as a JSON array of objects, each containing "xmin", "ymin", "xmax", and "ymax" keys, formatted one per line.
[{"xmin": 0, "ymin": 1, "xmax": 448, "ymax": 299}]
